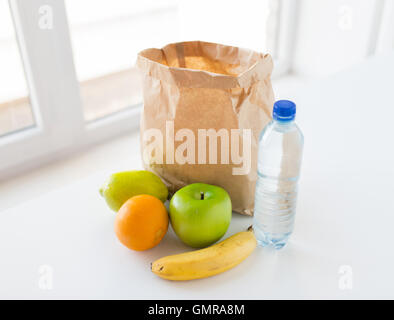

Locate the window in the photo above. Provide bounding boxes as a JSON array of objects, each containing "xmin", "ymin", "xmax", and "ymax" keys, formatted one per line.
[
  {"xmin": 1, "ymin": 0, "xmax": 393, "ymax": 180},
  {"xmin": 65, "ymin": 0, "xmax": 181, "ymax": 121},
  {"xmin": 0, "ymin": 0, "xmax": 34, "ymax": 136},
  {"xmin": 0, "ymin": 0, "xmax": 292, "ymax": 178}
]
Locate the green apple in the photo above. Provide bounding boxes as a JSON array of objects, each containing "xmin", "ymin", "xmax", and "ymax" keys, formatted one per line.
[{"xmin": 169, "ymin": 183, "xmax": 232, "ymax": 248}]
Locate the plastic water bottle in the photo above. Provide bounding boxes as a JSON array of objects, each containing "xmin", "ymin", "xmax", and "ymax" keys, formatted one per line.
[{"xmin": 253, "ymin": 100, "xmax": 304, "ymax": 249}]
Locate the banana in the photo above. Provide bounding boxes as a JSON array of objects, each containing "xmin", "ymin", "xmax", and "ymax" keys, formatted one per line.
[{"xmin": 151, "ymin": 227, "xmax": 257, "ymax": 281}]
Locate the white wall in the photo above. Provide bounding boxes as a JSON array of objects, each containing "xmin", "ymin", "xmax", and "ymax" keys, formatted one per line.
[{"xmin": 292, "ymin": 0, "xmax": 381, "ymax": 77}]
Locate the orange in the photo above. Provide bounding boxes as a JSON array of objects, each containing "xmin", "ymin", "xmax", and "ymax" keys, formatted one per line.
[{"xmin": 115, "ymin": 194, "xmax": 168, "ymax": 251}]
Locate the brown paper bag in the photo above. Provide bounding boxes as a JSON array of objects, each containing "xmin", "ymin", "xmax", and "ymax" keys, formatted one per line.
[{"xmin": 137, "ymin": 41, "xmax": 274, "ymax": 215}]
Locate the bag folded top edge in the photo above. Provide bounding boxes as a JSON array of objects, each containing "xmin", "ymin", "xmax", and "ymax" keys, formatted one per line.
[{"xmin": 136, "ymin": 41, "xmax": 273, "ymax": 89}]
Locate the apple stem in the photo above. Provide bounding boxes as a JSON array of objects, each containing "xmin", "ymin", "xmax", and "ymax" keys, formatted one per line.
[{"xmin": 200, "ymin": 192, "xmax": 204, "ymax": 200}]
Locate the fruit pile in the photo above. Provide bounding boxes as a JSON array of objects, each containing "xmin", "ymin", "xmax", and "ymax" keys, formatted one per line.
[{"xmin": 100, "ymin": 170, "xmax": 256, "ymax": 281}]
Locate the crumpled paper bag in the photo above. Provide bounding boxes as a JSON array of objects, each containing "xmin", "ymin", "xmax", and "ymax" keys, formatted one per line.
[{"xmin": 137, "ymin": 41, "xmax": 274, "ymax": 215}]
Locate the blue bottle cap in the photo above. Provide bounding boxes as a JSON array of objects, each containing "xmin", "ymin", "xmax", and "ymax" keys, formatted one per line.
[{"xmin": 273, "ymin": 100, "xmax": 296, "ymax": 121}]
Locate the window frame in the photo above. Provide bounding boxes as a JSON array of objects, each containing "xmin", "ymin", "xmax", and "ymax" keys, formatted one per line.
[
  {"xmin": 1, "ymin": 0, "xmax": 140, "ymax": 179},
  {"xmin": 0, "ymin": 0, "xmax": 294, "ymax": 179},
  {"xmin": 374, "ymin": 0, "xmax": 394, "ymax": 55},
  {"xmin": 271, "ymin": 0, "xmax": 299, "ymax": 78}
]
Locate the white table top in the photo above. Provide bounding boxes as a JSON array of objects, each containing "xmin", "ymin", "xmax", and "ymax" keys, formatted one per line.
[{"xmin": 1, "ymin": 52, "xmax": 394, "ymax": 299}]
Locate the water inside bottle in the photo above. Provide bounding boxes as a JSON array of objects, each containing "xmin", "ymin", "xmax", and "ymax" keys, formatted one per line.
[{"xmin": 253, "ymin": 117, "xmax": 303, "ymax": 249}]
